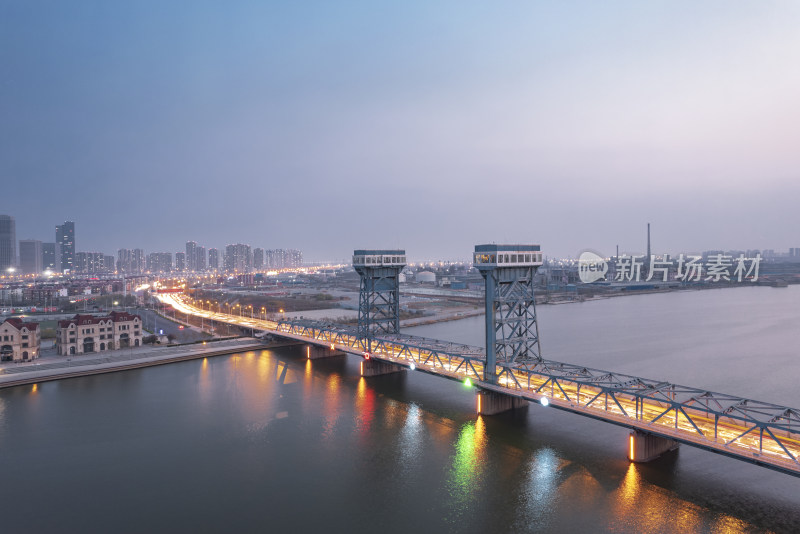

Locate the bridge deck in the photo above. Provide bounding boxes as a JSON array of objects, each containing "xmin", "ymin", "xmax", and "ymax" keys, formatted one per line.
[{"xmin": 160, "ymin": 294, "xmax": 800, "ymax": 477}]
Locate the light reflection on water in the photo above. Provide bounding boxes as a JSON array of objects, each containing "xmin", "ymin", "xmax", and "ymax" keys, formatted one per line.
[
  {"xmin": 517, "ymin": 447, "xmax": 560, "ymax": 529},
  {"xmin": 445, "ymin": 417, "xmax": 488, "ymax": 525},
  {"xmin": 0, "ymin": 287, "xmax": 799, "ymax": 532}
]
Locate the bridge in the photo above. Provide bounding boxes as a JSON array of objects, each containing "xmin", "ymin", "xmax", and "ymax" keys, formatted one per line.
[{"xmin": 157, "ymin": 245, "xmax": 800, "ymax": 477}]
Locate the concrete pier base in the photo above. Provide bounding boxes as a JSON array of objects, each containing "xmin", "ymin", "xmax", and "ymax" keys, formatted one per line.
[
  {"xmin": 305, "ymin": 344, "xmax": 345, "ymax": 360},
  {"xmin": 628, "ymin": 430, "xmax": 679, "ymax": 462},
  {"xmin": 360, "ymin": 359, "xmax": 406, "ymax": 377},
  {"xmin": 476, "ymin": 389, "xmax": 527, "ymax": 415}
]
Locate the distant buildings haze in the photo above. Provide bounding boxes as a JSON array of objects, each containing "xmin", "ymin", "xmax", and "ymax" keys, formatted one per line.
[{"xmin": 0, "ymin": 215, "xmax": 17, "ymax": 271}]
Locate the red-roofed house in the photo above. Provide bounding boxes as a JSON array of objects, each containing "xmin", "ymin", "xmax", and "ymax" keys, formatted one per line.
[
  {"xmin": 56, "ymin": 311, "xmax": 142, "ymax": 356},
  {"xmin": 1, "ymin": 318, "xmax": 41, "ymax": 362}
]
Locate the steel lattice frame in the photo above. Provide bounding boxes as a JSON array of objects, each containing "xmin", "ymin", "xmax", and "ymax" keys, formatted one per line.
[
  {"xmin": 485, "ymin": 267, "xmax": 542, "ymax": 366},
  {"xmin": 353, "ymin": 250, "xmax": 405, "ymax": 351}
]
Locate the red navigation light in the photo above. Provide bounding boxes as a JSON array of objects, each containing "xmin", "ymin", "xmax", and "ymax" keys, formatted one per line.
[
  {"xmin": 363, "ymin": 352, "xmax": 371, "ymax": 360},
  {"xmin": 179, "ymin": 325, "xmax": 184, "ymax": 330}
]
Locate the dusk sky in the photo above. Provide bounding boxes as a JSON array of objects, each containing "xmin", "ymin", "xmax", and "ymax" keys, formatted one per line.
[{"xmin": 2, "ymin": 1, "xmax": 799, "ymax": 262}]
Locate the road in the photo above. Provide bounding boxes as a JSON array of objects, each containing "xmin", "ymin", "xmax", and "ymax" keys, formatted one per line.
[{"xmin": 135, "ymin": 308, "xmax": 211, "ymax": 343}]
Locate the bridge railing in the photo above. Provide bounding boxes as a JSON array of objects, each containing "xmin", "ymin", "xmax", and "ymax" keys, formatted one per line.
[
  {"xmin": 493, "ymin": 360, "xmax": 800, "ymax": 472},
  {"xmin": 169, "ymin": 294, "xmax": 800, "ymax": 474}
]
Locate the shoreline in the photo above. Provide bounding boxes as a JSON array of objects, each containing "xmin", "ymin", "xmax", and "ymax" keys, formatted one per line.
[{"xmin": 0, "ymin": 338, "xmax": 296, "ymax": 390}]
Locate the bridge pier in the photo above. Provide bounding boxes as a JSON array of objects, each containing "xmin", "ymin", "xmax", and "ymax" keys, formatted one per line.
[
  {"xmin": 360, "ymin": 358, "xmax": 406, "ymax": 377},
  {"xmin": 306, "ymin": 344, "xmax": 345, "ymax": 360},
  {"xmin": 476, "ymin": 389, "xmax": 527, "ymax": 415},
  {"xmin": 628, "ymin": 430, "xmax": 679, "ymax": 462}
]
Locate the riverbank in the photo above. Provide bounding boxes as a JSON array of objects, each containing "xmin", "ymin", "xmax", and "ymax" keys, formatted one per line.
[{"xmin": 0, "ymin": 337, "xmax": 295, "ymax": 389}]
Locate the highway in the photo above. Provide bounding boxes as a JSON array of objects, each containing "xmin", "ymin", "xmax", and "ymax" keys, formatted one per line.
[{"xmin": 156, "ymin": 292, "xmax": 800, "ymax": 476}]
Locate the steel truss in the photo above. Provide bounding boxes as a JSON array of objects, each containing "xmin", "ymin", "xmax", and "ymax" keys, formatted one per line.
[
  {"xmin": 177, "ymin": 297, "xmax": 800, "ymax": 477},
  {"xmin": 275, "ymin": 317, "xmax": 800, "ymax": 475},
  {"xmin": 492, "ymin": 359, "xmax": 800, "ymax": 474},
  {"xmin": 485, "ymin": 267, "xmax": 542, "ymax": 366},
  {"xmin": 353, "ymin": 264, "xmax": 404, "ymax": 351}
]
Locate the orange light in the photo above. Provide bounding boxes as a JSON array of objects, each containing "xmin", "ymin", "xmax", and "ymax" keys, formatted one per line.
[
  {"xmin": 477, "ymin": 393, "xmax": 482, "ymax": 414},
  {"xmin": 307, "ymin": 346, "xmax": 310, "ymax": 359},
  {"xmin": 629, "ymin": 434, "xmax": 635, "ymax": 461},
  {"xmin": 360, "ymin": 361, "xmax": 364, "ymax": 376}
]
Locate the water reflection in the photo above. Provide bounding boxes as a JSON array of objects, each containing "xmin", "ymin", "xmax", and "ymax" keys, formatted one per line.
[
  {"xmin": 518, "ymin": 447, "xmax": 560, "ymax": 526},
  {"xmin": 609, "ymin": 463, "xmax": 750, "ymax": 533},
  {"xmin": 197, "ymin": 357, "xmax": 212, "ymax": 405},
  {"xmin": 275, "ymin": 360, "xmax": 297, "ymax": 385},
  {"xmin": 1, "ymin": 288, "xmax": 799, "ymax": 534},
  {"xmin": 355, "ymin": 377, "xmax": 376, "ymax": 438},
  {"xmin": 445, "ymin": 416, "xmax": 487, "ymax": 523},
  {"xmin": 321, "ymin": 372, "xmax": 342, "ymax": 442},
  {"xmin": 399, "ymin": 404, "xmax": 423, "ymax": 466}
]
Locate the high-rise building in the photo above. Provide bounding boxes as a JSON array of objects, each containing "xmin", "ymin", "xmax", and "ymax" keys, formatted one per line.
[
  {"xmin": 75, "ymin": 252, "xmax": 105, "ymax": 274},
  {"xmin": 253, "ymin": 248, "xmax": 264, "ymax": 270},
  {"xmin": 185, "ymin": 241, "xmax": 197, "ymax": 272},
  {"xmin": 118, "ymin": 248, "xmax": 133, "ymax": 272},
  {"xmin": 263, "ymin": 248, "xmax": 303, "ymax": 269},
  {"xmin": 132, "ymin": 249, "xmax": 145, "ymax": 273},
  {"xmin": 56, "ymin": 221, "xmax": 75, "ymax": 273},
  {"xmin": 42, "ymin": 242, "xmax": 61, "ymax": 272},
  {"xmin": 196, "ymin": 246, "xmax": 206, "ymax": 271},
  {"xmin": 0, "ymin": 215, "xmax": 17, "ymax": 272},
  {"xmin": 287, "ymin": 249, "xmax": 303, "ymax": 268},
  {"xmin": 147, "ymin": 252, "xmax": 173, "ymax": 273},
  {"xmin": 175, "ymin": 252, "xmax": 186, "ymax": 271},
  {"xmin": 224, "ymin": 244, "xmax": 251, "ymax": 273},
  {"xmin": 75, "ymin": 252, "xmax": 87, "ymax": 273},
  {"xmin": 19, "ymin": 239, "xmax": 43, "ymax": 274},
  {"xmin": 208, "ymin": 248, "xmax": 219, "ymax": 270}
]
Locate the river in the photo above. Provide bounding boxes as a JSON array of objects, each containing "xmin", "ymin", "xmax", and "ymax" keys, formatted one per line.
[{"xmin": 1, "ymin": 286, "xmax": 798, "ymax": 532}]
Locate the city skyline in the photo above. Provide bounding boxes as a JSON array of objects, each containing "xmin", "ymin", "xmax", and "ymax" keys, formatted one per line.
[
  {"xmin": 2, "ymin": 2, "xmax": 800, "ymax": 260},
  {"xmin": 2, "ymin": 210, "xmax": 799, "ymax": 266}
]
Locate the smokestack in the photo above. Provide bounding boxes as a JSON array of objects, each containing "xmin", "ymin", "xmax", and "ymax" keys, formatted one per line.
[{"xmin": 647, "ymin": 223, "xmax": 651, "ymax": 260}]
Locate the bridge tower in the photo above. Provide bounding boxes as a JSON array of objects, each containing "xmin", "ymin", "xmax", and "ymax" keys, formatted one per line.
[
  {"xmin": 352, "ymin": 249, "xmax": 406, "ymax": 352},
  {"xmin": 473, "ymin": 244, "xmax": 544, "ymax": 384}
]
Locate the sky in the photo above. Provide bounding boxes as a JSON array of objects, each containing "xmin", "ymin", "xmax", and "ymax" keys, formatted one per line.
[{"xmin": 2, "ymin": 1, "xmax": 799, "ymax": 262}]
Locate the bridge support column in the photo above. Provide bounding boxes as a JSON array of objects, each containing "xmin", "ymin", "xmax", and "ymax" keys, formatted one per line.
[
  {"xmin": 628, "ymin": 430, "xmax": 679, "ymax": 462},
  {"xmin": 476, "ymin": 389, "xmax": 527, "ymax": 415},
  {"xmin": 306, "ymin": 344, "xmax": 345, "ymax": 360},
  {"xmin": 360, "ymin": 359, "xmax": 405, "ymax": 377}
]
